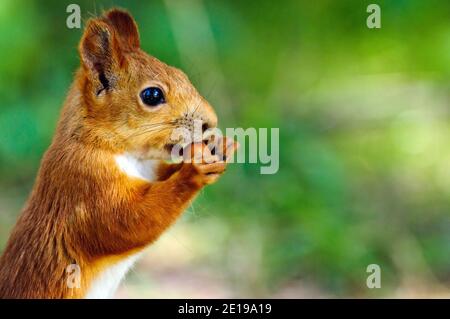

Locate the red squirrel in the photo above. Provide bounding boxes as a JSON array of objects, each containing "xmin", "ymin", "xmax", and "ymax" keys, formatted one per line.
[{"xmin": 0, "ymin": 8, "xmax": 237, "ymax": 298}]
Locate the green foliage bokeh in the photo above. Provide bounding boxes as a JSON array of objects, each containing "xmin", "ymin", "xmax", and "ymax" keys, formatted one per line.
[{"xmin": 0, "ymin": 0, "xmax": 449, "ymax": 297}]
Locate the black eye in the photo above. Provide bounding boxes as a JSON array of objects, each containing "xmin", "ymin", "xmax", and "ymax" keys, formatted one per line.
[{"xmin": 140, "ymin": 87, "xmax": 165, "ymax": 107}]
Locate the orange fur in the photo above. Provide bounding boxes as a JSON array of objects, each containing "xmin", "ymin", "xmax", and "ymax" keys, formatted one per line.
[{"xmin": 0, "ymin": 8, "xmax": 234, "ymax": 298}]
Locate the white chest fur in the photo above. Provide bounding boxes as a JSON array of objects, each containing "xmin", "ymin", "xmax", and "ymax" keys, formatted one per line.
[
  {"xmin": 85, "ymin": 153, "xmax": 158, "ymax": 299},
  {"xmin": 85, "ymin": 252, "xmax": 143, "ymax": 299},
  {"xmin": 114, "ymin": 153, "xmax": 159, "ymax": 182}
]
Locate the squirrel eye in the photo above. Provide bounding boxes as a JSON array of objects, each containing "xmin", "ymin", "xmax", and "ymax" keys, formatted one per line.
[{"xmin": 140, "ymin": 87, "xmax": 165, "ymax": 107}]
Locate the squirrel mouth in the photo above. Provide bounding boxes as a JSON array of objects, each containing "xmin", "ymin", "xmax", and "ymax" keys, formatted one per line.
[
  {"xmin": 164, "ymin": 143, "xmax": 174, "ymax": 151},
  {"xmin": 164, "ymin": 143, "xmax": 179, "ymax": 155}
]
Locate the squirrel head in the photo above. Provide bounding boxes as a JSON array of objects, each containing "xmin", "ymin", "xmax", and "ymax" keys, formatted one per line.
[{"xmin": 77, "ymin": 8, "xmax": 217, "ymax": 158}]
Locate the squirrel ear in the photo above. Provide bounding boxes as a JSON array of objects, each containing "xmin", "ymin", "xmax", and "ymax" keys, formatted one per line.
[
  {"xmin": 103, "ymin": 8, "xmax": 140, "ymax": 50},
  {"xmin": 79, "ymin": 20, "xmax": 122, "ymax": 95}
]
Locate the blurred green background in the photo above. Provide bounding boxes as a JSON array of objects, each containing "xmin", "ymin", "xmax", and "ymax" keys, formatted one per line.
[{"xmin": 0, "ymin": 0, "xmax": 449, "ymax": 298}]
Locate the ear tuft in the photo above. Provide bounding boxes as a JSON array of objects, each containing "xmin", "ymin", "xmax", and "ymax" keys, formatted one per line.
[
  {"xmin": 79, "ymin": 20, "xmax": 112, "ymax": 71},
  {"xmin": 79, "ymin": 19, "xmax": 121, "ymax": 94},
  {"xmin": 103, "ymin": 8, "xmax": 140, "ymax": 50}
]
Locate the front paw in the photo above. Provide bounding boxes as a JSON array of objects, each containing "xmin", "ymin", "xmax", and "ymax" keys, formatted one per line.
[
  {"xmin": 206, "ymin": 136, "xmax": 239, "ymax": 163},
  {"xmin": 180, "ymin": 142, "xmax": 232, "ymax": 185}
]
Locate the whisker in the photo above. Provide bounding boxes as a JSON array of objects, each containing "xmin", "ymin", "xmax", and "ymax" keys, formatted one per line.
[
  {"xmin": 138, "ymin": 120, "xmax": 176, "ymax": 130},
  {"xmin": 126, "ymin": 124, "xmax": 169, "ymax": 137},
  {"xmin": 111, "ymin": 119, "xmax": 174, "ymax": 134},
  {"xmin": 125, "ymin": 125, "xmax": 174, "ymax": 140},
  {"xmin": 192, "ymin": 99, "xmax": 202, "ymax": 118},
  {"xmin": 121, "ymin": 119, "xmax": 176, "ymax": 134},
  {"xmin": 182, "ymin": 102, "xmax": 190, "ymax": 117}
]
